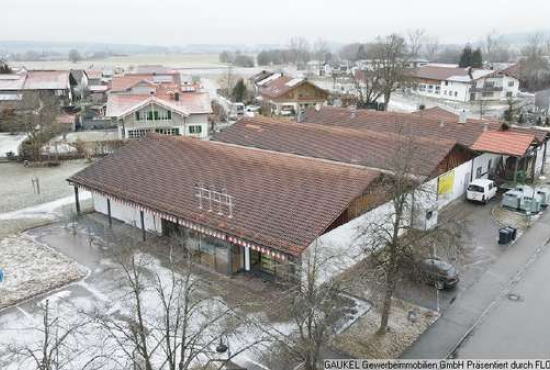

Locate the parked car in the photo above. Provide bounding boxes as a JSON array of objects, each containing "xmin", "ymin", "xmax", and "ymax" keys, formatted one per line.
[
  {"xmin": 467, "ymin": 179, "xmax": 497, "ymax": 203},
  {"xmin": 416, "ymin": 258, "xmax": 459, "ymax": 290}
]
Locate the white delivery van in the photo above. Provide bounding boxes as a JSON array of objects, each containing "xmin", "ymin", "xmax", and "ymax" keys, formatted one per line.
[{"xmin": 466, "ymin": 179, "xmax": 497, "ymax": 203}]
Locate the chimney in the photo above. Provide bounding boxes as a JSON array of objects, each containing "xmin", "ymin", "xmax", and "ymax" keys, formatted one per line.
[
  {"xmin": 458, "ymin": 109, "xmax": 468, "ymax": 124},
  {"xmin": 481, "ymin": 121, "xmax": 489, "ymax": 131}
]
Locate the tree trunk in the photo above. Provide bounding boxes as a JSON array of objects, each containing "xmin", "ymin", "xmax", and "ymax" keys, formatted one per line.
[
  {"xmin": 383, "ymin": 91, "xmax": 392, "ymax": 111},
  {"xmin": 378, "ymin": 276, "xmax": 395, "ymax": 334}
]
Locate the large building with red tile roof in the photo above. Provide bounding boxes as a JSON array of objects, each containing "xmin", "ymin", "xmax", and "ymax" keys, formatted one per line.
[{"xmin": 69, "ymin": 134, "xmax": 383, "ymax": 280}]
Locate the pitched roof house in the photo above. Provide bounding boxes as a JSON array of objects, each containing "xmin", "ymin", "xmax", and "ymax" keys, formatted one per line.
[
  {"xmin": 258, "ymin": 75, "xmax": 328, "ymax": 117},
  {"xmin": 69, "ymin": 134, "xmax": 382, "ymax": 279},
  {"xmin": 106, "ymin": 70, "xmax": 211, "ymax": 139},
  {"xmin": 410, "ymin": 65, "xmax": 520, "ymax": 102}
]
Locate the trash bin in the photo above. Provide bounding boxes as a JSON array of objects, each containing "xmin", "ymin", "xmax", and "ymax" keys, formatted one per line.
[
  {"xmin": 506, "ymin": 226, "xmax": 517, "ymax": 240},
  {"xmin": 499, "ymin": 227, "xmax": 511, "ymax": 244}
]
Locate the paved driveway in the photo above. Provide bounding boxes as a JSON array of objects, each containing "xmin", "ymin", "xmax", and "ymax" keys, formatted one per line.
[
  {"xmin": 395, "ymin": 197, "xmax": 503, "ymax": 312},
  {"xmin": 456, "ymin": 215, "xmax": 550, "ymax": 358}
]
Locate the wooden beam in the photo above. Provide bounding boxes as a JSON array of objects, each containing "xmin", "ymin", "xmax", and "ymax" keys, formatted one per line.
[
  {"xmin": 74, "ymin": 186, "xmax": 81, "ymax": 216},
  {"xmin": 140, "ymin": 210, "xmax": 146, "ymax": 241},
  {"xmin": 107, "ymin": 199, "xmax": 112, "ymax": 227}
]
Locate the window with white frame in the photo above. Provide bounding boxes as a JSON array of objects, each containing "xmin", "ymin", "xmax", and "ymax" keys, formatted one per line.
[
  {"xmin": 189, "ymin": 125, "xmax": 202, "ymax": 134},
  {"xmin": 155, "ymin": 128, "xmax": 180, "ymax": 135},
  {"xmin": 508, "ymin": 81, "xmax": 515, "ymax": 87},
  {"xmin": 136, "ymin": 108, "xmax": 172, "ymax": 121},
  {"xmin": 127, "ymin": 129, "xmax": 152, "ymax": 138}
]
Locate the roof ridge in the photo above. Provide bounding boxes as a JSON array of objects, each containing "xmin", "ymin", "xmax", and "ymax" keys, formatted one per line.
[
  {"xmin": 157, "ymin": 134, "xmax": 384, "ymax": 174},
  {"xmin": 240, "ymin": 116, "xmax": 458, "ymax": 147}
]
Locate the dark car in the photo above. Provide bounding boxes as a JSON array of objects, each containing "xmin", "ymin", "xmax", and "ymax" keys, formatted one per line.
[{"xmin": 417, "ymin": 258, "xmax": 459, "ymax": 290}]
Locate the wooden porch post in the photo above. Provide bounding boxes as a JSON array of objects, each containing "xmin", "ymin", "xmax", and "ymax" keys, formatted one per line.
[
  {"xmin": 140, "ymin": 210, "xmax": 146, "ymax": 241},
  {"xmin": 513, "ymin": 157, "xmax": 519, "ymax": 186},
  {"xmin": 227, "ymin": 244, "xmax": 233, "ymax": 276},
  {"xmin": 107, "ymin": 199, "xmax": 112, "ymax": 227},
  {"xmin": 542, "ymin": 142, "xmax": 548, "ymax": 175},
  {"xmin": 74, "ymin": 186, "xmax": 81, "ymax": 216},
  {"xmin": 531, "ymin": 149, "xmax": 538, "ymax": 182},
  {"xmin": 244, "ymin": 246, "xmax": 251, "ymax": 271}
]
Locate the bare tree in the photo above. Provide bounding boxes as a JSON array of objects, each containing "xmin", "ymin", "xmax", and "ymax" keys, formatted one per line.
[
  {"xmin": 288, "ymin": 37, "xmax": 311, "ymax": 66},
  {"xmin": 519, "ymin": 33, "xmax": 550, "ymax": 91},
  {"xmin": 5, "ymin": 91, "xmax": 66, "ymax": 160},
  {"xmin": 357, "ymin": 133, "xmax": 464, "ymax": 334},
  {"xmin": 357, "ymin": 34, "xmax": 411, "ymax": 111},
  {"xmin": 68, "ymin": 49, "xmax": 82, "ymax": 64},
  {"xmin": 92, "ymin": 237, "xmax": 263, "ymax": 370},
  {"xmin": 407, "ymin": 29, "xmax": 426, "ymax": 59},
  {"xmin": 6, "ymin": 299, "xmax": 101, "ymax": 370},
  {"xmin": 313, "ymin": 38, "xmax": 332, "ymax": 62},
  {"xmin": 256, "ymin": 244, "xmax": 357, "ymax": 370},
  {"xmin": 424, "ymin": 36, "xmax": 440, "ymax": 61},
  {"xmin": 483, "ymin": 31, "xmax": 511, "ymax": 63}
]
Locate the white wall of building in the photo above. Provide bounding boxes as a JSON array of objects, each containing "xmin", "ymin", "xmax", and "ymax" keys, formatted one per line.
[
  {"xmin": 92, "ymin": 193, "xmax": 162, "ymax": 234},
  {"xmin": 415, "ymin": 80, "xmax": 471, "ymax": 102}
]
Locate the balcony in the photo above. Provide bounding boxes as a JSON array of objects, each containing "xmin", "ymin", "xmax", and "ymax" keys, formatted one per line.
[{"xmin": 470, "ymin": 85, "xmax": 504, "ymax": 93}]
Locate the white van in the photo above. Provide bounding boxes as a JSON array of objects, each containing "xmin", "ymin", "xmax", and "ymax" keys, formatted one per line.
[{"xmin": 466, "ymin": 179, "xmax": 497, "ymax": 203}]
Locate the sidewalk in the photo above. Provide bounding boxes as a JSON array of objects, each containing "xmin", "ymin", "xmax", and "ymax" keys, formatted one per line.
[{"xmin": 401, "ymin": 210, "xmax": 550, "ymax": 359}]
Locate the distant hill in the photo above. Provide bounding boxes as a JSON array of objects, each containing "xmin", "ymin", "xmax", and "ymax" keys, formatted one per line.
[{"xmin": 0, "ymin": 40, "xmax": 280, "ymax": 56}]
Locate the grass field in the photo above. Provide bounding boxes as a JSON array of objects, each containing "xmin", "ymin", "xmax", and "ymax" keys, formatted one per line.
[{"xmin": 11, "ymin": 53, "xmax": 227, "ymax": 70}]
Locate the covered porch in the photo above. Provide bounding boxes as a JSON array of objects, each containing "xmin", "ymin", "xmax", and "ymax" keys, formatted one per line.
[{"xmin": 470, "ymin": 130, "xmax": 545, "ymax": 188}]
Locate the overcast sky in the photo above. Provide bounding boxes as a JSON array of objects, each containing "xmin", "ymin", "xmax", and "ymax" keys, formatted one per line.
[{"xmin": 2, "ymin": 0, "xmax": 549, "ymax": 46}]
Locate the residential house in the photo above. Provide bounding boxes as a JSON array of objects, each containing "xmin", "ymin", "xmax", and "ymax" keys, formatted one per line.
[
  {"xmin": 0, "ymin": 70, "xmax": 82, "ymax": 110},
  {"xmin": 411, "ymin": 65, "xmax": 520, "ymax": 102},
  {"xmin": 86, "ymin": 69, "xmax": 104, "ymax": 87},
  {"xmin": 258, "ymin": 75, "xmax": 328, "ymax": 116}
]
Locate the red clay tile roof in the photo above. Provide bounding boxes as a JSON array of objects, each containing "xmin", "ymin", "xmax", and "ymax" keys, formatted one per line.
[
  {"xmin": 410, "ymin": 107, "xmax": 464, "ymax": 122},
  {"xmin": 508, "ymin": 126, "xmax": 549, "ymax": 143},
  {"xmin": 110, "ymin": 73, "xmax": 181, "ymax": 92},
  {"xmin": 213, "ymin": 116, "xmax": 461, "ymax": 177},
  {"xmin": 413, "ymin": 66, "xmax": 470, "ymax": 80},
  {"xmin": 86, "ymin": 69, "xmax": 103, "ymax": 80},
  {"xmin": 259, "ymin": 76, "xmax": 325, "ymax": 99},
  {"xmin": 471, "ymin": 131, "xmax": 537, "ymax": 157},
  {"xmin": 69, "ymin": 135, "xmax": 380, "ymax": 256},
  {"xmin": 23, "ymin": 70, "xmax": 70, "ymax": 90},
  {"xmin": 106, "ymin": 92, "xmax": 212, "ymax": 117},
  {"xmin": 302, "ymin": 106, "xmax": 503, "ymax": 147}
]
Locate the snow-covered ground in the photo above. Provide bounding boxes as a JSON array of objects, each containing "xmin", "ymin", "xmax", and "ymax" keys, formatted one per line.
[
  {"xmin": 52, "ymin": 130, "xmax": 119, "ymax": 143},
  {"xmin": 0, "ymin": 192, "xmax": 91, "ymax": 222},
  {"xmin": 0, "ymin": 133, "xmax": 27, "ymax": 157},
  {"xmin": 0, "ymin": 238, "xmax": 289, "ymax": 370},
  {"xmin": 0, "ymin": 160, "xmax": 90, "ymax": 213},
  {"xmin": 0, "ymin": 234, "xmax": 87, "ymax": 310}
]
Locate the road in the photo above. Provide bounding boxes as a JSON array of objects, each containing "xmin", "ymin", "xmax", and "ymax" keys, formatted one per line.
[{"xmin": 456, "ymin": 225, "xmax": 550, "ymax": 359}]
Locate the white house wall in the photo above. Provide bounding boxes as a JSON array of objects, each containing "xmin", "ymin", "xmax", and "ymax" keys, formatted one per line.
[
  {"xmin": 535, "ymin": 143, "xmax": 547, "ymax": 176},
  {"xmin": 92, "ymin": 193, "xmax": 162, "ymax": 234},
  {"xmin": 437, "ymin": 153, "xmax": 502, "ymax": 209},
  {"xmin": 302, "ymin": 200, "xmax": 397, "ymax": 286}
]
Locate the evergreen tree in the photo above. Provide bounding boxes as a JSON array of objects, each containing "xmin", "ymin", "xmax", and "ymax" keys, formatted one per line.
[
  {"xmin": 471, "ymin": 48, "xmax": 483, "ymax": 68},
  {"xmin": 232, "ymin": 78, "xmax": 247, "ymax": 102},
  {"xmin": 0, "ymin": 62, "xmax": 12, "ymax": 74},
  {"xmin": 458, "ymin": 45, "xmax": 473, "ymax": 68}
]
